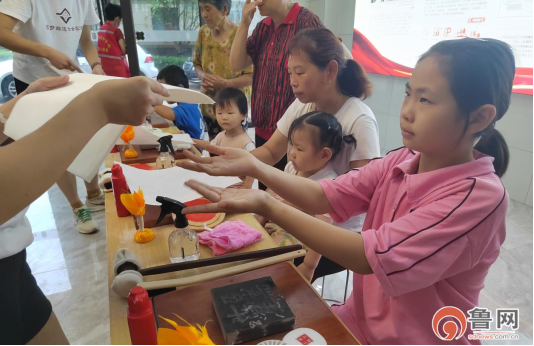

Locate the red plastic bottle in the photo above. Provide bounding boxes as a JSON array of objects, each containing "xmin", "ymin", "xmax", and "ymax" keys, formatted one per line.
[
  {"xmin": 111, "ymin": 164, "xmax": 131, "ymax": 217},
  {"xmin": 127, "ymin": 286, "xmax": 158, "ymax": 345}
]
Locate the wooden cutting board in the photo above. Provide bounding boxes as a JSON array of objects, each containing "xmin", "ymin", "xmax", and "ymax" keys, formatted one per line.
[{"xmin": 152, "ymin": 262, "xmax": 359, "ymax": 345}]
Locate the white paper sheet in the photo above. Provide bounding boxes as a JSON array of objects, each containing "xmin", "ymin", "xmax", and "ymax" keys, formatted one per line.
[
  {"xmin": 4, "ymin": 74, "xmax": 214, "ymax": 182},
  {"xmin": 170, "ymin": 134, "xmax": 194, "ymax": 144},
  {"xmin": 117, "ymin": 162, "xmax": 241, "ymax": 205},
  {"xmin": 164, "ymin": 84, "xmax": 214, "ymax": 105}
]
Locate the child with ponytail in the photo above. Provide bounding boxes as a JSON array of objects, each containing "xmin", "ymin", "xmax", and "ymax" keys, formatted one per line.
[
  {"xmin": 179, "ymin": 37, "xmax": 515, "ymax": 344},
  {"xmin": 254, "ymin": 111, "xmax": 356, "ymax": 280}
]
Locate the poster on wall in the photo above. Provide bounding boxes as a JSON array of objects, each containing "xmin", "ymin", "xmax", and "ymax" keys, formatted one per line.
[{"xmin": 353, "ymin": 0, "xmax": 533, "ymax": 95}]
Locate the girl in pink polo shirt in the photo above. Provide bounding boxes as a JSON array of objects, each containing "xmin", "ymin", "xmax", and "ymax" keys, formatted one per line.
[{"xmin": 178, "ymin": 38, "xmax": 514, "ymax": 344}]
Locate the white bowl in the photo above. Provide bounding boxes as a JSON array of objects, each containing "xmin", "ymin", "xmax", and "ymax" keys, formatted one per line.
[{"xmin": 257, "ymin": 340, "xmax": 286, "ymax": 345}]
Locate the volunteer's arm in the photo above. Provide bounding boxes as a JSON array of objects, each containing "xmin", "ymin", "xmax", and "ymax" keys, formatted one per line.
[
  {"xmin": 80, "ymin": 25, "xmax": 105, "ymax": 75},
  {"xmin": 0, "ymin": 77, "xmax": 169, "ymax": 224},
  {"xmin": 118, "ymin": 39, "xmax": 126, "ymax": 55},
  {"xmin": 0, "ymin": 13, "xmax": 82, "ymax": 72},
  {"xmin": 229, "ymin": 0, "xmax": 258, "ymax": 72}
]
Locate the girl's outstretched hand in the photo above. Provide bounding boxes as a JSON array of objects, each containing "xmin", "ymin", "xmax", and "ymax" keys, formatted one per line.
[
  {"xmin": 177, "ymin": 145, "xmax": 260, "ymax": 178},
  {"xmin": 182, "ymin": 180, "xmax": 271, "ymax": 215}
]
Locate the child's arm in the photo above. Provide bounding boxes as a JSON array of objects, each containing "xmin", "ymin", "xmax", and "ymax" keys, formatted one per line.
[
  {"xmin": 297, "ymin": 249, "xmax": 321, "ymax": 282},
  {"xmin": 179, "ymin": 145, "xmax": 385, "ymax": 217},
  {"xmin": 185, "ymin": 174, "xmax": 502, "ymax": 298},
  {"xmin": 154, "ymin": 105, "xmax": 176, "ymax": 122},
  {"xmin": 179, "ymin": 146, "xmax": 334, "ymax": 215},
  {"xmin": 182, "ymin": 183, "xmax": 372, "ymax": 275},
  {"xmin": 241, "ymin": 142, "xmax": 256, "ymax": 189},
  {"xmin": 254, "ymin": 214, "xmax": 268, "ymax": 227},
  {"xmin": 118, "ymin": 38, "xmax": 126, "ymax": 55},
  {"xmin": 80, "ymin": 26, "xmax": 104, "ymax": 75},
  {"xmin": 241, "ymin": 177, "xmax": 254, "ymax": 189},
  {"xmin": 297, "ymin": 214, "xmax": 331, "ymax": 281}
]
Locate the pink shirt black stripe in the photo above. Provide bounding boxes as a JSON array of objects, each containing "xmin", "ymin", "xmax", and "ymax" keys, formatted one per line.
[{"xmin": 319, "ymin": 147, "xmax": 507, "ymax": 345}]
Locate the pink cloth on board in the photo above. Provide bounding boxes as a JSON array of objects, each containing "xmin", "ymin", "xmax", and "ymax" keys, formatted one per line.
[{"xmin": 198, "ymin": 221, "xmax": 263, "ymax": 255}]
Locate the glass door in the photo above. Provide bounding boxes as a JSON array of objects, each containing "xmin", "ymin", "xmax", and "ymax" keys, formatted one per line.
[
  {"xmin": 112, "ymin": 0, "xmax": 263, "ymax": 89},
  {"xmin": 111, "ymin": 0, "xmax": 202, "ymax": 90}
]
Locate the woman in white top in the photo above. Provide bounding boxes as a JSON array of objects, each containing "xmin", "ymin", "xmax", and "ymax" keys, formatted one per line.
[
  {"xmin": 249, "ymin": 27, "xmax": 380, "ymax": 179},
  {"xmin": 244, "ymin": 27, "xmax": 380, "ymax": 279},
  {"xmin": 0, "ymin": 76, "xmax": 169, "ymax": 344}
]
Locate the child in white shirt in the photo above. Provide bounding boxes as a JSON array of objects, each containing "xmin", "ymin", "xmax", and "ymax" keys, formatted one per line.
[{"xmin": 194, "ymin": 88, "xmax": 255, "ymax": 187}]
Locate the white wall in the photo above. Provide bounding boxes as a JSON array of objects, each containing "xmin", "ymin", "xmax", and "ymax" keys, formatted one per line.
[
  {"xmin": 298, "ymin": 0, "xmax": 356, "ymax": 50},
  {"xmin": 363, "ymin": 74, "xmax": 534, "ymax": 206},
  {"xmin": 301, "ymin": 0, "xmax": 533, "ymax": 205}
]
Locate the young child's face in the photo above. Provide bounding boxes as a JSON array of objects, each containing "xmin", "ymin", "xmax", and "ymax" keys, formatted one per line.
[
  {"xmin": 400, "ymin": 56, "xmax": 465, "ymax": 155},
  {"xmin": 215, "ymin": 101, "xmax": 245, "ymax": 132},
  {"xmin": 288, "ymin": 125, "xmax": 331, "ymax": 173}
]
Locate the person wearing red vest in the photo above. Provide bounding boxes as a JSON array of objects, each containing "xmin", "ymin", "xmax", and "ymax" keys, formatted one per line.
[{"xmin": 98, "ymin": 4, "xmax": 130, "ymax": 78}]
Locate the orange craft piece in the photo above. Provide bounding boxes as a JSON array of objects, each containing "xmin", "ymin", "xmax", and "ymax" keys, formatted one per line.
[
  {"xmin": 121, "ymin": 125, "xmax": 138, "ymax": 158},
  {"xmin": 134, "ymin": 228, "xmax": 155, "ymax": 243},
  {"xmin": 124, "ymin": 149, "xmax": 138, "ymax": 158},
  {"xmin": 121, "ymin": 187, "xmax": 146, "ymax": 216},
  {"xmin": 121, "ymin": 187, "xmax": 154, "ymax": 244},
  {"xmin": 120, "ymin": 125, "xmax": 135, "ymax": 143},
  {"xmin": 158, "ymin": 314, "xmax": 214, "ymax": 345}
]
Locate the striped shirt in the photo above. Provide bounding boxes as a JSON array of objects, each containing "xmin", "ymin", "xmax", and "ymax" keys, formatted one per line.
[{"xmin": 246, "ymin": 3, "xmax": 323, "ymax": 140}]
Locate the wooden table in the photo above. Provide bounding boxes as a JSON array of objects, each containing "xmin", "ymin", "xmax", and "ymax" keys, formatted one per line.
[
  {"xmin": 104, "ymin": 127, "xmax": 358, "ymax": 344},
  {"xmin": 153, "ymin": 262, "xmax": 360, "ymax": 345}
]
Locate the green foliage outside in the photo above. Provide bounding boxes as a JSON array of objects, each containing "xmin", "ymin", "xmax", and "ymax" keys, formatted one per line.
[
  {"xmin": 148, "ymin": 0, "xmax": 200, "ymax": 31},
  {"xmin": 152, "ymin": 55, "xmax": 189, "ymax": 70}
]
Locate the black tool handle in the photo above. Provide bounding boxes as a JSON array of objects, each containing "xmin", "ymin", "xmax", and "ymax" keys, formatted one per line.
[{"xmin": 139, "ymin": 244, "xmax": 303, "ymax": 276}]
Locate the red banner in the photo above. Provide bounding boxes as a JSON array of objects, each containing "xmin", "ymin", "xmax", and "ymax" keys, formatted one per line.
[{"xmin": 352, "ymin": 29, "xmax": 533, "ymax": 95}]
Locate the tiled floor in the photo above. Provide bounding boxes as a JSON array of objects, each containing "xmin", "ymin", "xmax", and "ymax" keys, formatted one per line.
[
  {"xmin": 25, "ymin": 176, "xmax": 533, "ymax": 345},
  {"xmin": 26, "ymin": 181, "xmax": 109, "ymax": 345}
]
